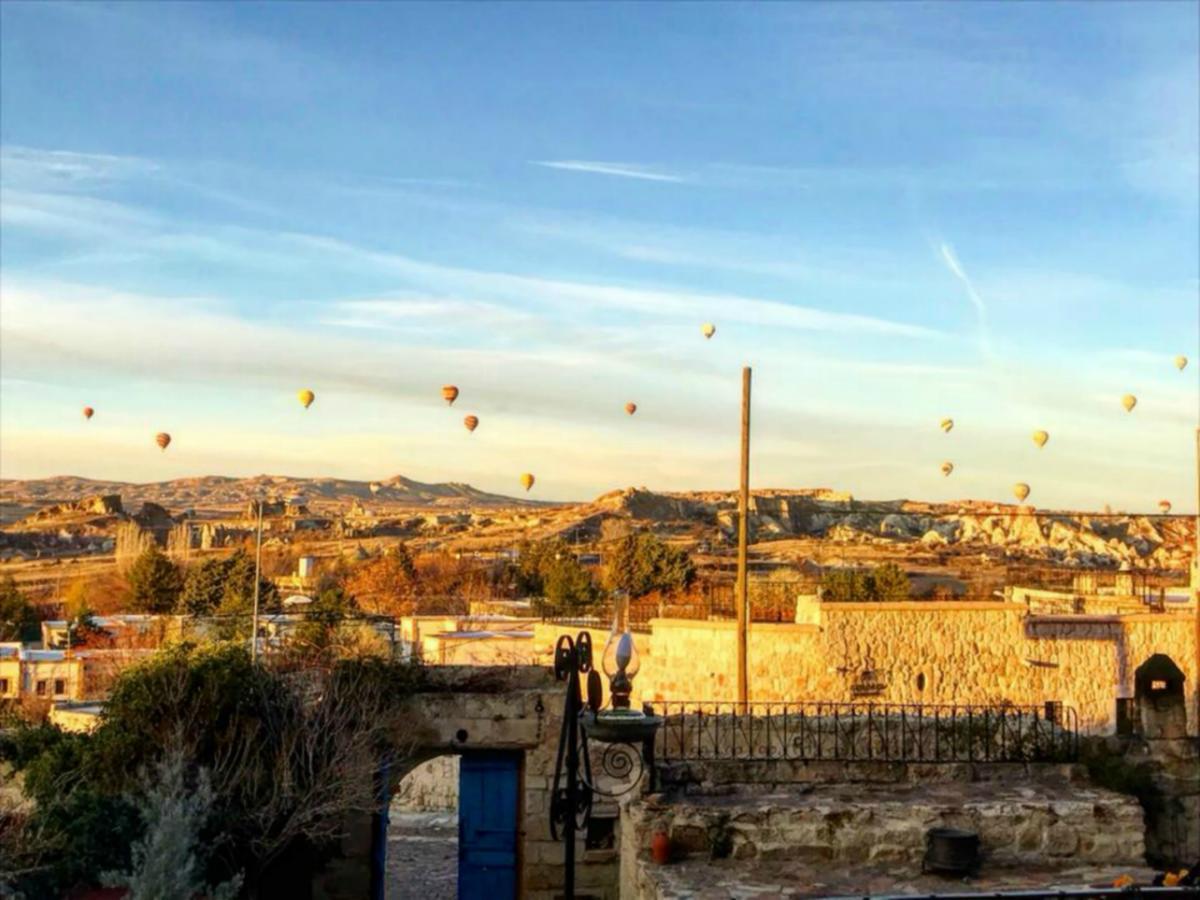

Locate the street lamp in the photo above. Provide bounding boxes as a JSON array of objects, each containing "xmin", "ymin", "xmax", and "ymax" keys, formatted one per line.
[{"xmin": 550, "ymin": 601, "xmax": 662, "ymax": 899}]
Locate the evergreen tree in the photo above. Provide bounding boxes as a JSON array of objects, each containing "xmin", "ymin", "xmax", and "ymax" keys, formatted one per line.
[
  {"xmin": 126, "ymin": 547, "xmax": 184, "ymax": 614},
  {"xmin": 0, "ymin": 574, "xmax": 37, "ymax": 641},
  {"xmin": 603, "ymin": 532, "xmax": 695, "ymax": 598}
]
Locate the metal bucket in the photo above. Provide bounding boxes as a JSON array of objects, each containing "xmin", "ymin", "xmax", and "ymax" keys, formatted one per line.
[{"xmin": 923, "ymin": 827, "xmax": 980, "ymax": 875}]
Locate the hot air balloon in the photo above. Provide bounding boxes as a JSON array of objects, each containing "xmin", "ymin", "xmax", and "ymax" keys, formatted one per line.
[
  {"xmin": 442, "ymin": 385, "xmax": 459, "ymax": 405},
  {"xmin": 701, "ymin": 323, "xmax": 716, "ymax": 339},
  {"xmin": 297, "ymin": 389, "xmax": 315, "ymax": 409},
  {"xmin": 155, "ymin": 432, "xmax": 172, "ymax": 451},
  {"xmin": 940, "ymin": 461, "xmax": 954, "ymax": 477},
  {"xmin": 625, "ymin": 402, "xmax": 637, "ymax": 416},
  {"xmin": 1158, "ymin": 499, "xmax": 1172, "ymax": 514},
  {"xmin": 1012, "ymin": 482, "xmax": 1030, "ymax": 503},
  {"xmin": 1032, "ymin": 430, "xmax": 1049, "ymax": 449},
  {"xmin": 369, "ymin": 482, "xmax": 382, "ymax": 495},
  {"xmin": 1175, "ymin": 355, "xmax": 1188, "ymax": 371},
  {"xmin": 82, "ymin": 406, "xmax": 94, "ymax": 420},
  {"xmin": 940, "ymin": 418, "xmax": 954, "ymax": 433},
  {"xmin": 1121, "ymin": 394, "xmax": 1137, "ymax": 413},
  {"xmin": 520, "ymin": 473, "xmax": 535, "ymax": 492},
  {"xmin": 463, "ymin": 415, "xmax": 479, "ymax": 432}
]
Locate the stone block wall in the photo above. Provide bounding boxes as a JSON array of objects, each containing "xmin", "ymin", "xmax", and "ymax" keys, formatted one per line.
[
  {"xmin": 635, "ymin": 605, "xmax": 1197, "ymax": 735},
  {"xmin": 620, "ymin": 781, "xmax": 1147, "ymax": 894},
  {"xmin": 393, "ymin": 755, "xmax": 459, "ymax": 812}
]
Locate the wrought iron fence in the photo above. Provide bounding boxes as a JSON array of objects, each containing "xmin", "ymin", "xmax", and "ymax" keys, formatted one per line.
[{"xmin": 655, "ymin": 701, "xmax": 1079, "ymax": 763}]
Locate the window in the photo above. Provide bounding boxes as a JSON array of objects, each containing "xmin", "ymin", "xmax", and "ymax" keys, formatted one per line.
[
  {"xmin": 1150, "ymin": 679, "xmax": 1167, "ymax": 691},
  {"xmin": 0, "ymin": 678, "xmax": 8, "ymax": 694},
  {"xmin": 915, "ymin": 672, "xmax": 926, "ymax": 692},
  {"xmin": 54, "ymin": 679, "xmax": 66, "ymax": 696},
  {"xmin": 35, "ymin": 680, "xmax": 47, "ymax": 696}
]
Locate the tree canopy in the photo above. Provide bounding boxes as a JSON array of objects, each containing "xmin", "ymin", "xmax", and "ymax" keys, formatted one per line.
[
  {"xmin": 0, "ymin": 574, "xmax": 37, "ymax": 641},
  {"xmin": 820, "ymin": 563, "xmax": 911, "ymax": 603},
  {"xmin": 125, "ymin": 545, "xmax": 183, "ymax": 614},
  {"xmin": 603, "ymin": 531, "xmax": 695, "ymax": 598}
]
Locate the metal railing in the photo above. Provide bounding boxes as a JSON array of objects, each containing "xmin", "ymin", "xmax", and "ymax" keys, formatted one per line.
[{"xmin": 655, "ymin": 701, "xmax": 1079, "ymax": 763}]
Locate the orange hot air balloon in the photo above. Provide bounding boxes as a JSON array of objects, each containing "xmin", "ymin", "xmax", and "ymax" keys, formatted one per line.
[
  {"xmin": 1012, "ymin": 482, "xmax": 1030, "ymax": 503},
  {"xmin": 297, "ymin": 389, "xmax": 315, "ymax": 409},
  {"xmin": 463, "ymin": 415, "xmax": 479, "ymax": 432},
  {"xmin": 82, "ymin": 406, "xmax": 94, "ymax": 420},
  {"xmin": 155, "ymin": 432, "xmax": 172, "ymax": 451},
  {"xmin": 1158, "ymin": 499, "xmax": 1171, "ymax": 514},
  {"xmin": 1121, "ymin": 394, "xmax": 1137, "ymax": 413},
  {"xmin": 442, "ymin": 385, "xmax": 459, "ymax": 405},
  {"xmin": 520, "ymin": 473, "xmax": 535, "ymax": 492},
  {"xmin": 1032, "ymin": 430, "xmax": 1049, "ymax": 448},
  {"xmin": 701, "ymin": 323, "xmax": 716, "ymax": 339},
  {"xmin": 940, "ymin": 461, "xmax": 954, "ymax": 477},
  {"xmin": 625, "ymin": 402, "xmax": 637, "ymax": 416}
]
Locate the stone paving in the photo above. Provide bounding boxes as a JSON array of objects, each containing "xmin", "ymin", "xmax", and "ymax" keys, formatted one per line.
[{"xmin": 386, "ymin": 811, "xmax": 458, "ymax": 900}]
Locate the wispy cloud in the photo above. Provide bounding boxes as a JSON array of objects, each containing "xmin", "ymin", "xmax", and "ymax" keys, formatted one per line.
[
  {"xmin": 532, "ymin": 160, "xmax": 686, "ymax": 183},
  {"xmin": 0, "ymin": 145, "xmax": 159, "ymax": 188},
  {"xmin": 938, "ymin": 241, "xmax": 992, "ymax": 358}
]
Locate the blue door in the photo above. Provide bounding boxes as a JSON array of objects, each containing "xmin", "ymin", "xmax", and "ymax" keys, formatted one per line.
[{"xmin": 458, "ymin": 752, "xmax": 520, "ymax": 899}]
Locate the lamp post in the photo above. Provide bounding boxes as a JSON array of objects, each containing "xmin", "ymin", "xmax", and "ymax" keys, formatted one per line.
[{"xmin": 550, "ymin": 611, "xmax": 662, "ymax": 900}]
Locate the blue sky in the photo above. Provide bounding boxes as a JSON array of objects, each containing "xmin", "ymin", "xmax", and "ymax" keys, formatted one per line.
[{"xmin": 1, "ymin": 1, "xmax": 1197, "ymax": 509}]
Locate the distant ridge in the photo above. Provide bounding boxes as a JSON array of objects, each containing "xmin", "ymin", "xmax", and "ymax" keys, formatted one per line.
[{"xmin": 0, "ymin": 473, "xmax": 552, "ymax": 510}]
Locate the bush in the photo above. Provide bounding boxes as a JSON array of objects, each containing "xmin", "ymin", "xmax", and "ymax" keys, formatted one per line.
[
  {"xmin": 126, "ymin": 546, "xmax": 183, "ymax": 613},
  {"xmin": 604, "ymin": 532, "xmax": 695, "ymax": 598},
  {"xmin": 2, "ymin": 644, "xmax": 428, "ymax": 896},
  {"xmin": 820, "ymin": 563, "xmax": 910, "ymax": 602}
]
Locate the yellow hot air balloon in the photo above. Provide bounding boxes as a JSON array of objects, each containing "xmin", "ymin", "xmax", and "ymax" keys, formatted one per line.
[
  {"xmin": 1158, "ymin": 499, "xmax": 1171, "ymax": 514},
  {"xmin": 442, "ymin": 385, "xmax": 459, "ymax": 405},
  {"xmin": 520, "ymin": 473, "xmax": 535, "ymax": 492},
  {"xmin": 939, "ymin": 418, "xmax": 954, "ymax": 433},
  {"xmin": 82, "ymin": 406, "xmax": 94, "ymax": 420},
  {"xmin": 1121, "ymin": 394, "xmax": 1137, "ymax": 413},
  {"xmin": 1012, "ymin": 482, "xmax": 1030, "ymax": 503},
  {"xmin": 701, "ymin": 323, "xmax": 716, "ymax": 339},
  {"xmin": 155, "ymin": 432, "xmax": 172, "ymax": 451},
  {"xmin": 463, "ymin": 415, "xmax": 479, "ymax": 432},
  {"xmin": 1174, "ymin": 355, "xmax": 1188, "ymax": 371},
  {"xmin": 297, "ymin": 389, "xmax": 315, "ymax": 409},
  {"xmin": 625, "ymin": 402, "xmax": 637, "ymax": 416},
  {"xmin": 940, "ymin": 461, "xmax": 954, "ymax": 477},
  {"xmin": 1032, "ymin": 430, "xmax": 1048, "ymax": 448}
]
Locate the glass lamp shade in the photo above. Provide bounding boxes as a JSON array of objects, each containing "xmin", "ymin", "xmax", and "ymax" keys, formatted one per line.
[
  {"xmin": 602, "ymin": 629, "xmax": 640, "ymax": 681},
  {"xmin": 601, "ymin": 627, "xmax": 640, "ymax": 708}
]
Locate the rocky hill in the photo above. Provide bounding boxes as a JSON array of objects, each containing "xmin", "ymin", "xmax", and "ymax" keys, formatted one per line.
[
  {"xmin": 0, "ymin": 473, "xmax": 548, "ymax": 515},
  {"xmin": 568, "ymin": 487, "xmax": 1196, "ymax": 570}
]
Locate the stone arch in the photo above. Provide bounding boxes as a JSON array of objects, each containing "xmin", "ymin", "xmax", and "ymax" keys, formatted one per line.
[
  {"xmin": 316, "ymin": 666, "xmax": 613, "ymax": 900},
  {"xmin": 1133, "ymin": 654, "xmax": 1187, "ymax": 740}
]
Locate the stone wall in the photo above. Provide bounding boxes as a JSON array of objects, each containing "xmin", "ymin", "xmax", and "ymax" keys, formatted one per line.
[
  {"xmin": 620, "ymin": 780, "xmax": 1147, "ymax": 897},
  {"xmin": 637, "ymin": 604, "xmax": 1197, "ymax": 735},
  {"xmin": 393, "ymin": 755, "xmax": 459, "ymax": 812},
  {"xmin": 313, "ymin": 666, "xmax": 621, "ymax": 900}
]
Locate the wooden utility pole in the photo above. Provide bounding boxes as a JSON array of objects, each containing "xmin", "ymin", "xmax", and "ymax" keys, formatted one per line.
[
  {"xmin": 251, "ymin": 499, "xmax": 264, "ymax": 664},
  {"xmin": 1194, "ymin": 427, "xmax": 1199, "ymax": 734},
  {"xmin": 736, "ymin": 367, "xmax": 752, "ymax": 708}
]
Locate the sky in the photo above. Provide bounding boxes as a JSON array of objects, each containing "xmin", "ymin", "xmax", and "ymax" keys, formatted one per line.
[{"xmin": 1, "ymin": 1, "xmax": 1197, "ymax": 510}]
